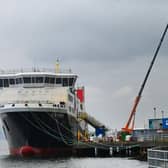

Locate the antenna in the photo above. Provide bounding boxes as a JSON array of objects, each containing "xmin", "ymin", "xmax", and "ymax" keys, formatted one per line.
[{"xmin": 55, "ymin": 58, "xmax": 60, "ymax": 73}]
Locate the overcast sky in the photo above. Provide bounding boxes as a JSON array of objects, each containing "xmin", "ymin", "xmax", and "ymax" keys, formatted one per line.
[{"xmin": 0, "ymin": 0, "xmax": 168, "ymax": 130}]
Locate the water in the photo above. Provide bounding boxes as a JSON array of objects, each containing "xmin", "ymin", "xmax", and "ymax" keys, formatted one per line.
[
  {"xmin": 0, "ymin": 140, "xmax": 148, "ymax": 168},
  {"xmin": 0, "ymin": 157, "xmax": 148, "ymax": 168}
]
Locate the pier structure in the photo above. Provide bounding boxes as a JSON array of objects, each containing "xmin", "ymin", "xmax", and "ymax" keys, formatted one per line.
[
  {"xmin": 72, "ymin": 141, "xmax": 150, "ymax": 159},
  {"xmin": 71, "ymin": 140, "xmax": 168, "ymax": 160}
]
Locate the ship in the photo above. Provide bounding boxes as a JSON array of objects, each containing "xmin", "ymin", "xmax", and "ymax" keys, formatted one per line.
[{"xmin": 0, "ymin": 64, "xmax": 89, "ymax": 157}]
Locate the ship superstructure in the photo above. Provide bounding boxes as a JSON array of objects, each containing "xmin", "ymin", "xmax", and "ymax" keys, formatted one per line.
[{"xmin": 0, "ymin": 67, "xmax": 87, "ymax": 156}]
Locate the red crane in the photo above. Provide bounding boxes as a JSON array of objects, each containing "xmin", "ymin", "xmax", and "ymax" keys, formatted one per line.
[{"xmin": 122, "ymin": 24, "xmax": 168, "ymax": 134}]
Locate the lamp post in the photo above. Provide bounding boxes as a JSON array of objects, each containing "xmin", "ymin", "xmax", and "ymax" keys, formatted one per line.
[
  {"xmin": 153, "ymin": 107, "xmax": 156, "ymax": 119},
  {"xmin": 161, "ymin": 110, "xmax": 164, "ymax": 119}
]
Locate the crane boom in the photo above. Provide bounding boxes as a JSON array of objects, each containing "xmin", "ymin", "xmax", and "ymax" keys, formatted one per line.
[{"xmin": 122, "ymin": 24, "xmax": 168, "ymax": 133}]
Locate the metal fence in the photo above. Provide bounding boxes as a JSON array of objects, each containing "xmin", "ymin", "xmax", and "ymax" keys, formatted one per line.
[
  {"xmin": 133, "ymin": 129, "xmax": 168, "ymax": 142},
  {"xmin": 148, "ymin": 147, "xmax": 168, "ymax": 168},
  {"xmin": 0, "ymin": 68, "xmax": 73, "ymax": 74}
]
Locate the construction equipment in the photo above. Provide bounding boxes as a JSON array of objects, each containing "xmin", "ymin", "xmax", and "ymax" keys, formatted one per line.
[{"xmin": 122, "ymin": 24, "xmax": 168, "ymax": 135}]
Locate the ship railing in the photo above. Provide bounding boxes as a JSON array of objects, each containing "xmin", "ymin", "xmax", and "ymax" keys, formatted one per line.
[
  {"xmin": 0, "ymin": 101, "xmax": 67, "ymax": 109},
  {"xmin": 148, "ymin": 147, "xmax": 168, "ymax": 168},
  {"xmin": 0, "ymin": 68, "xmax": 73, "ymax": 74}
]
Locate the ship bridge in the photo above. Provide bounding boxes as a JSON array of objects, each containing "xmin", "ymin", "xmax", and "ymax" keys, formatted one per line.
[{"xmin": 0, "ymin": 68, "xmax": 77, "ymax": 88}]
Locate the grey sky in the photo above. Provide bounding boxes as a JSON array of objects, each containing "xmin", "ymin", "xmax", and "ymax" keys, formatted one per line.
[{"xmin": 0, "ymin": 0, "xmax": 168, "ymax": 129}]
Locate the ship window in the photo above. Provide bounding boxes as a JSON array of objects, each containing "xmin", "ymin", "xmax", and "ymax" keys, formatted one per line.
[
  {"xmin": 32, "ymin": 77, "xmax": 35, "ymax": 83},
  {"xmin": 69, "ymin": 78, "xmax": 74, "ymax": 86},
  {"xmin": 0, "ymin": 79, "xmax": 3, "ymax": 87},
  {"xmin": 63, "ymin": 78, "xmax": 68, "ymax": 86},
  {"xmin": 16, "ymin": 78, "xmax": 19, "ymax": 84},
  {"xmin": 50, "ymin": 77, "xmax": 55, "ymax": 84},
  {"xmin": 44, "ymin": 77, "xmax": 55, "ymax": 84},
  {"xmin": 56, "ymin": 78, "xmax": 61, "ymax": 84},
  {"xmin": 36, "ymin": 77, "xmax": 43, "ymax": 83},
  {"xmin": 16, "ymin": 78, "xmax": 22, "ymax": 84},
  {"xmin": 9, "ymin": 79, "xmax": 15, "ymax": 85},
  {"xmin": 23, "ymin": 77, "xmax": 31, "ymax": 83},
  {"xmin": 45, "ymin": 77, "xmax": 49, "ymax": 83},
  {"xmin": 4, "ymin": 79, "xmax": 9, "ymax": 87}
]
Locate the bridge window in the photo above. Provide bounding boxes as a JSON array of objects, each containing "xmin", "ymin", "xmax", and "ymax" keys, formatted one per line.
[
  {"xmin": 0, "ymin": 79, "xmax": 3, "ymax": 87},
  {"xmin": 69, "ymin": 78, "xmax": 74, "ymax": 86},
  {"xmin": 9, "ymin": 79, "xmax": 15, "ymax": 85},
  {"xmin": 50, "ymin": 77, "xmax": 55, "ymax": 84},
  {"xmin": 36, "ymin": 77, "xmax": 43, "ymax": 83},
  {"xmin": 32, "ymin": 77, "xmax": 44, "ymax": 83},
  {"xmin": 45, "ymin": 77, "xmax": 49, "ymax": 83},
  {"xmin": 0, "ymin": 79, "xmax": 15, "ymax": 87},
  {"xmin": 63, "ymin": 78, "xmax": 68, "ymax": 86},
  {"xmin": 56, "ymin": 78, "xmax": 61, "ymax": 84},
  {"xmin": 44, "ymin": 77, "xmax": 55, "ymax": 84},
  {"xmin": 23, "ymin": 77, "xmax": 31, "ymax": 83},
  {"xmin": 32, "ymin": 77, "xmax": 35, "ymax": 83},
  {"xmin": 4, "ymin": 79, "xmax": 9, "ymax": 87},
  {"xmin": 16, "ymin": 78, "xmax": 22, "ymax": 84}
]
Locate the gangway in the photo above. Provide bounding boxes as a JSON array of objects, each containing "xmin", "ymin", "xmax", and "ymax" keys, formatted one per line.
[{"xmin": 78, "ymin": 112, "xmax": 108, "ymax": 130}]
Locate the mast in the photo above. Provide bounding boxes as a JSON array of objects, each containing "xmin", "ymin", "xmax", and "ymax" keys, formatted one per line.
[{"xmin": 55, "ymin": 58, "xmax": 60, "ymax": 73}]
